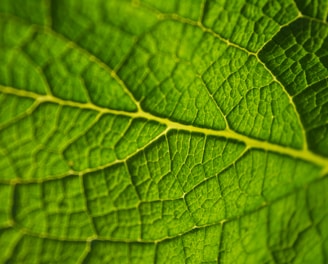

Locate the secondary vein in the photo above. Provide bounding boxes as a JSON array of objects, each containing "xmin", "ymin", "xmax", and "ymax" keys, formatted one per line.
[{"xmin": 1, "ymin": 85, "xmax": 327, "ymax": 174}]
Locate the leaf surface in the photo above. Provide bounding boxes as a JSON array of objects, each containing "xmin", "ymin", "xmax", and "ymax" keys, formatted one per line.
[{"xmin": 0, "ymin": 0, "xmax": 328, "ymax": 263}]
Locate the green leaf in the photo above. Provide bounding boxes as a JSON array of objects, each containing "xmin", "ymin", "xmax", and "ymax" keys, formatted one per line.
[{"xmin": 0, "ymin": 0, "xmax": 327, "ymax": 263}]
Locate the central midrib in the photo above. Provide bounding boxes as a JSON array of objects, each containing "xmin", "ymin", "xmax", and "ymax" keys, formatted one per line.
[{"xmin": 1, "ymin": 85, "xmax": 327, "ymax": 174}]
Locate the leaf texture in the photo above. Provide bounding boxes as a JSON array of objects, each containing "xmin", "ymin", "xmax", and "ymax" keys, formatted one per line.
[{"xmin": 0, "ymin": 0, "xmax": 328, "ymax": 263}]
